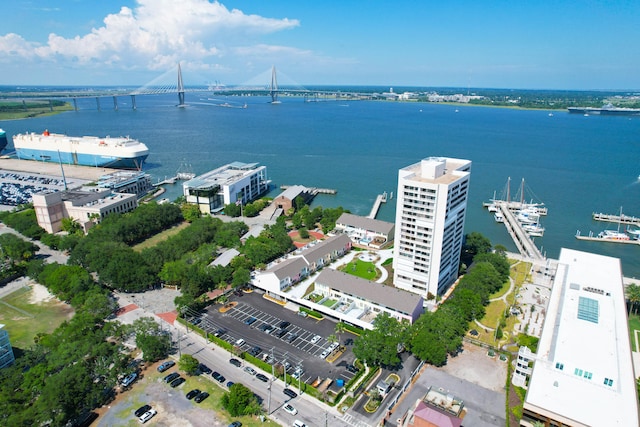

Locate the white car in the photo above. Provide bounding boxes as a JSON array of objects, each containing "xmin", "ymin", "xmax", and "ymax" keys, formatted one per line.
[
  {"xmin": 291, "ymin": 368, "xmax": 304, "ymax": 379},
  {"xmin": 310, "ymin": 335, "xmax": 321, "ymax": 344},
  {"xmin": 139, "ymin": 409, "xmax": 157, "ymax": 423},
  {"xmin": 283, "ymin": 404, "xmax": 298, "ymax": 415},
  {"xmin": 244, "ymin": 366, "xmax": 256, "ymax": 375}
]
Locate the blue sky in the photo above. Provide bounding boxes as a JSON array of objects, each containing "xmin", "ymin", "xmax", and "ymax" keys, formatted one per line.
[{"xmin": 1, "ymin": 0, "xmax": 639, "ymax": 89}]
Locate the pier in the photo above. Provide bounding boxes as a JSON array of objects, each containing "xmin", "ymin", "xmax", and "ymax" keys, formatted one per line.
[
  {"xmin": 280, "ymin": 185, "xmax": 337, "ymax": 195},
  {"xmin": 592, "ymin": 212, "xmax": 640, "ymax": 227},
  {"xmin": 495, "ymin": 202, "xmax": 545, "ymax": 261},
  {"xmin": 575, "ymin": 230, "xmax": 640, "ymax": 245},
  {"xmin": 367, "ymin": 191, "xmax": 388, "ymax": 219}
]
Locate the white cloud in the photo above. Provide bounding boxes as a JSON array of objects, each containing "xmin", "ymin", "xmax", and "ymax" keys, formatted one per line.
[{"xmin": 0, "ymin": 0, "xmax": 300, "ymax": 75}]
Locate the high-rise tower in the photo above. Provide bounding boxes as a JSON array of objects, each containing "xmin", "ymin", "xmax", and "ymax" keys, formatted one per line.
[{"xmin": 392, "ymin": 157, "xmax": 471, "ymax": 301}]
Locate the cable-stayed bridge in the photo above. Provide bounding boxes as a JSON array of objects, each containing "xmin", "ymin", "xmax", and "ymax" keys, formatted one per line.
[{"xmin": 3, "ymin": 64, "xmax": 377, "ymax": 111}]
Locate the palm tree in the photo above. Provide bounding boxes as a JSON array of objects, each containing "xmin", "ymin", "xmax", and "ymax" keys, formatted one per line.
[
  {"xmin": 626, "ymin": 283, "xmax": 640, "ymax": 315},
  {"xmin": 335, "ymin": 322, "xmax": 346, "ymax": 346}
]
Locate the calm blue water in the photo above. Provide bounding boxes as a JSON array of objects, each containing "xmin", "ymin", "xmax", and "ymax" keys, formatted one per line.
[{"xmin": 3, "ymin": 93, "xmax": 640, "ymax": 277}]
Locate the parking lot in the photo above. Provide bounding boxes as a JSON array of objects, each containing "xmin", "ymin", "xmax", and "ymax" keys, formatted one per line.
[{"xmin": 184, "ymin": 289, "xmax": 360, "ymax": 388}]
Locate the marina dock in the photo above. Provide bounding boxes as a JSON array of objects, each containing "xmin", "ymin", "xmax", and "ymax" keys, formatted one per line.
[
  {"xmin": 575, "ymin": 230, "xmax": 640, "ymax": 245},
  {"xmin": 592, "ymin": 212, "xmax": 640, "ymax": 227},
  {"xmin": 367, "ymin": 191, "xmax": 388, "ymax": 219},
  {"xmin": 280, "ymin": 185, "xmax": 337, "ymax": 195},
  {"xmin": 496, "ymin": 203, "xmax": 545, "ymax": 261}
]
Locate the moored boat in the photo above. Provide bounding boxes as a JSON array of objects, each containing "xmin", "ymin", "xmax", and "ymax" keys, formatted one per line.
[
  {"xmin": 12, "ymin": 130, "xmax": 149, "ymax": 170},
  {"xmin": 0, "ymin": 129, "xmax": 8, "ymax": 153}
]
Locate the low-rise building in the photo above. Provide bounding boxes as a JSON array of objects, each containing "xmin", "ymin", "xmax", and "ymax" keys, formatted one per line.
[
  {"xmin": 397, "ymin": 387, "xmax": 464, "ymax": 427},
  {"xmin": 519, "ymin": 248, "xmax": 639, "ymax": 427},
  {"xmin": 96, "ymin": 170, "xmax": 153, "ymax": 198},
  {"xmin": 183, "ymin": 161, "xmax": 269, "ymax": 214},
  {"xmin": 272, "ymin": 185, "xmax": 315, "ymax": 213},
  {"xmin": 32, "ymin": 189, "xmax": 137, "ymax": 233},
  {"xmin": 335, "ymin": 212, "xmax": 395, "ymax": 248}
]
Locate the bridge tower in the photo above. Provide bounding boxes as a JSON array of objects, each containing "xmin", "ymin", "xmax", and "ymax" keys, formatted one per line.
[
  {"xmin": 177, "ymin": 63, "xmax": 186, "ymax": 107},
  {"xmin": 270, "ymin": 65, "xmax": 281, "ymax": 104}
]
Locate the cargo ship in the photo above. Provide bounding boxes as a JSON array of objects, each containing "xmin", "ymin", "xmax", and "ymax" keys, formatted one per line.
[
  {"xmin": 568, "ymin": 104, "xmax": 640, "ymax": 116},
  {"xmin": 0, "ymin": 129, "xmax": 7, "ymax": 153},
  {"xmin": 12, "ymin": 130, "xmax": 149, "ymax": 170}
]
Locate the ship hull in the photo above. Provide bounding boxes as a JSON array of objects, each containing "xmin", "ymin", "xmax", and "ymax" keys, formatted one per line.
[
  {"xmin": 12, "ymin": 131, "xmax": 149, "ymax": 170},
  {"xmin": 15, "ymin": 147, "xmax": 148, "ymax": 169},
  {"xmin": 0, "ymin": 129, "xmax": 7, "ymax": 152}
]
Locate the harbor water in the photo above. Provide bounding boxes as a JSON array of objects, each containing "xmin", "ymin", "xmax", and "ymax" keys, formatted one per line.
[{"xmin": 2, "ymin": 92, "xmax": 640, "ymax": 277}]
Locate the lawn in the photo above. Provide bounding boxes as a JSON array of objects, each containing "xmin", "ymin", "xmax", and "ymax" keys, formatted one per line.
[
  {"xmin": 629, "ymin": 314, "xmax": 640, "ymax": 352},
  {"xmin": 339, "ymin": 259, "xmax": 378, "ymax": 281},
  {"xmin": 0, "ymin": 285, "xmax": 74, "ymax": 350},
  {"xmin": 132, "ymin": 222, "xmax": 190, "ymax": 251}
]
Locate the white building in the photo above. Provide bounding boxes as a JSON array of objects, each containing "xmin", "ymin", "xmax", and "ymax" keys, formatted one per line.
[
  {"xmin": 183, "ymin": 162, "xmax": 269, "ymax": 214},
  {"xmin": 392, "ymin": 157, "xmax": 471, "ymax": 299},
  {"xmin": 334, "ymin": 212, "xmax": 395, "ymax": 249},
  {"xmin": 519, "ymin": 248, "xmax": 639, "ymax": 427}
]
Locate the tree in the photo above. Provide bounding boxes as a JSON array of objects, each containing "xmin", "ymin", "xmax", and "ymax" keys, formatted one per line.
[
  {"xmin": 221, "ymin": 383, "xmax": 262, "ymax": 416},
  {"xmin": 181, "ymin": 203, "xmax": 201, "ymax": 222},
  {"xmin": 335, "ymin": 322, "xmax": 347, "ymax": 346},
  {"xmin": 352, "ymin": 313, "xmax": 407, "ymax": 367},
  {"xmin": 232, "ymin": 267, "xmax": 251, "ymax": 288},
  {"xmin": 179, "ymin": 354, "xmax": 200, "ymax": 375},
  {"xmin": 461, "ymin": 232, "xmax": 492, "ymax": 266},
  {"xmin": 298, "ymin": 227, "xmax": 309, "ymax": 239},
  {"xmin": 133, "ymin": 317, "xmax": 171, "ymax": 362},
  {"xmin": 626, "ymin": 283, "xmax": 640, "ymax": 315},
  {"xmin": 61, "ymin": 217, "xmax": 82, "ymax": 235}
]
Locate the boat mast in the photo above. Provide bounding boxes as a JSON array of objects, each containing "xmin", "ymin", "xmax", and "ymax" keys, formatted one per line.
[
  {"xmin": 506, "ymin": 177, "xmax": 511, "ymax": 206},
  {"xmin": 520, "ymin": 178, "xmax": 525, "ymax": 206}
]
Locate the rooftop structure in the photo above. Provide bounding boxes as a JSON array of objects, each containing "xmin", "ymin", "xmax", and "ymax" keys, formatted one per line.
[
  {"xmin": 520, "ymin": 248, "xmax": 639, "ymax": 427},
  {"xmin": 96, "ymin": 170, "xmax": 153, "ymax": 198},
  {"xmin": 183, "ymin": 161, "xmax": 269, "ymax": 214},
  {"xmin": 393, "ymin": 157, "xmax": 471, "ymax": 301},
  {"xmin": 397, "ymin": 387, "xmax": 464, "ymax": 427}
]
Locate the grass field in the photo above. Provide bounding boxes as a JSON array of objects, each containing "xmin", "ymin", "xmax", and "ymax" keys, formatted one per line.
[
  {"xmin": 339, "ymin": 259, "xmax": 378, "ymax": 281},
  {"xmin": 0, "ymin": 284, "xmax": 74, "ymax": 350},
  {"xmin": 132, "ymin": 222, "xmax": 190, "ymax": 251},
  {"xmin": 629, "ymin": 314, "xmax": 640, "ymax": 352}
]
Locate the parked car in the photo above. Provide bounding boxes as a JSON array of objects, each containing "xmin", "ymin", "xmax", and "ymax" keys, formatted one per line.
[
  {"xmin": 186, "ymin": 389, "xmax": 201, "ymax": 400},
  {"xmin": 244, "ymin": 317, "xmax": 257, "ymax": 325},
  {"xmin": 212, "ymin": 371, "xmax": 225, "ymax": 383},
  {"xmin": 310, "ymin": 335, "xmax": 321, "ymax": 344},
  {"xmin": 297, "ymin": 311, "xmax": 307, "ymax": 317},
  {"xmin": 244, "ymin": 367, "xmax": 256, "ymax": 376},
  {"xmin": 275, "ymin": 329, "xmax": 288, "ymax": 338},
  {"xmin": 134, "ymin": 404, "xmax": 151, "ymax": 417},
  {"xmin": 157, "ymin": 360, "xmax": 175, "ymax": 372},
  {"xmin": 121, "ymin": 372, "xmax": 137, "ymax": 387},
  {"xmin": 291, "ymin": 367, "xmax": 304, "ymax": 379},
  {"xmin": 228, "ymin": 422, "xmax": 242, "ymax": 427},
  {"xmin": 194, "ymin": 391, "xmax": 209, "ymax": 403},
  {"xmin": 283, "ymin": 403, "xmax": 298, "ymax": 415},
  {"xmin": 226, "ymin": 381, "xmax": 235, "ymax": 388},
  {"xmin": 255, "ymin": 373, "xmax": 269, "ymax": 382},
  {"xmin": 138, "ymin": 409, "xmax": 157, "ymax": 424},
  {"xmin": 259, "ymin": 324, "xmax": 274, "ymax": 333},
  {"xmin": 248, "ymin": 346, "xmax": 262, "ymax": 357},
  {"xmin": 235, "ymin": 338, "xmax": 246, "ymax": 347},
  {"xmin": 229, "ymin": 358, "xmax": 242, "ymax": 367},
  {"xmin": 320, "ymin": 350, "xmax": 329, "ymax": 359},
  {"xmin": 293, "ymin": 420, "xmax": 306, "ymax": 427},
  {"xmin": 214, "ymin": 328, "xmax": 227, "ymax": 337},
  {"xmin": 198, "ymin": 363, "xmax": 212, "ymax": 375},
  {"xmin": 286, "ymin": 333, "xmax": 298, "ymax": 343},
  {"xmin": 346, "ymin": 364, "xmax": 359, "ymax": 373},
  {"xmin": 163, "ymin": 372, "xmax": 180, "ymax": 383},
  {"xmin": 344, "ymin": 338, "xmax": 354, "ymax": 346},
  {"xmin": 278, "ymin": 321, "xmax": 290, "ymax": 329},
  {"xmin": 170, "ymin": 377, "xmax": 185, "ymax": 388},
  {"xmin": 283, "ymin": 388, "xmax": 298, "ymax": 399}
]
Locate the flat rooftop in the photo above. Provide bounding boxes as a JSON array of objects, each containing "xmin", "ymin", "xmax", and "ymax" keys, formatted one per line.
[{"xmin": 524, "ymin": 248, "xmax": 639, "ymax": 426}]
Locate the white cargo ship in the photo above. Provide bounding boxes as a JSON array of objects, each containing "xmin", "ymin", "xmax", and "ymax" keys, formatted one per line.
[{"xmin": 12, "ymin": 129, "xmax": 149, "ymax": 170}]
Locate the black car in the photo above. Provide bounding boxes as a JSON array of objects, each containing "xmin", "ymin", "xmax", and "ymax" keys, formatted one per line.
[
  {"xmin": 170, "ymin": 377, "xmax": 185, "ymax": 388},
  {"xmin": 346, "ymin": 364, "xmax": 359, "ymax": 373},
  {"xmin": 229, "ymin": 358, "xmax": 242, "ymax": 367},
  {"xmin": 157, "ymin": 360, "xmax": 175, "ymax": 372},
  {"xmin": 275, "ymin": 329, "xmax": 288, "ymax": 338},
  {"xmin": 255, "ymin": 373, "xmax": 269, "ymax": 382},
  {"xmin": 198, "ymin": 363, "xmax": 212, "ymax": 375},
  {"xmin": 186, "ymin": 389, "xmax": 201, "ymax": 400},
  {"xmin": 283, "ymin": 388, "xmax": 298, "ymax": 399},
  {"xmin": 134, "ymin": 404, "xmax": 151, "ymax": 417},
  {"xmin": 259, "ymin": 324, "xmax": 274, "ymax": 333},
  {"xmin": 286, "ymin": 333, "xmax": 298, "ymax": 343},
  {"xmin": 212, "ymin": 371, "xmax": 225, "ymax": 383},
  {"xmin": 194, "ymin": 391, "xmax": 209, "ymax": 403},
  {"xmin": 163, "ymin": 372, "xmax": 180, "ymax": 383},
  {"xmin": 344, "ymin": 338, "xmax": 354, "ymax": 346},
  {"xmin": 278, "ymin": 321, "xmax": 290, "ymax": 329},
  {"xmin": 248, "ymin": 346, "xmax": 262, "ymax": 357},
  {"xmin": 214, "ymin": 328, "xmax": 227, "ymax": 337}
]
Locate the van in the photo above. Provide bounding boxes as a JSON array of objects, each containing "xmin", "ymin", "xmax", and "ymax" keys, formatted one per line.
[
  {"xmin": 293, "ymin": 420, "xmax": 306, "ymax": 427},
  {"xmin": 235, "ymin": 338, "xmax": 245, "ymax": 347}
]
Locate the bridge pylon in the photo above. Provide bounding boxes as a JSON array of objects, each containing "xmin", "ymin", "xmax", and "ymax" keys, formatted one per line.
[{"xmin": 177, "ymin": 63, "xmax": 185, "ymax": 107}]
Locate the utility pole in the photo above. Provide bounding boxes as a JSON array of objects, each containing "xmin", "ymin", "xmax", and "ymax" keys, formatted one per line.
[{"xmin": 267, "ymin": 347, "xmax": 274, "ymax": 414}]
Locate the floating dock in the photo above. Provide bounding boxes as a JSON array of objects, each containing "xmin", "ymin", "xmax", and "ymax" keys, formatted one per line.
[
  {"xmin": 592, "ymin": 212, "xmax": 640, "ymax": 226},
  {"xmin": 575, "ymin": 230, "xmax": 640, "ymax": 245},
  {"xmin": 280, "ymin": 185, "xmax": 337, "ymax": 195}
]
